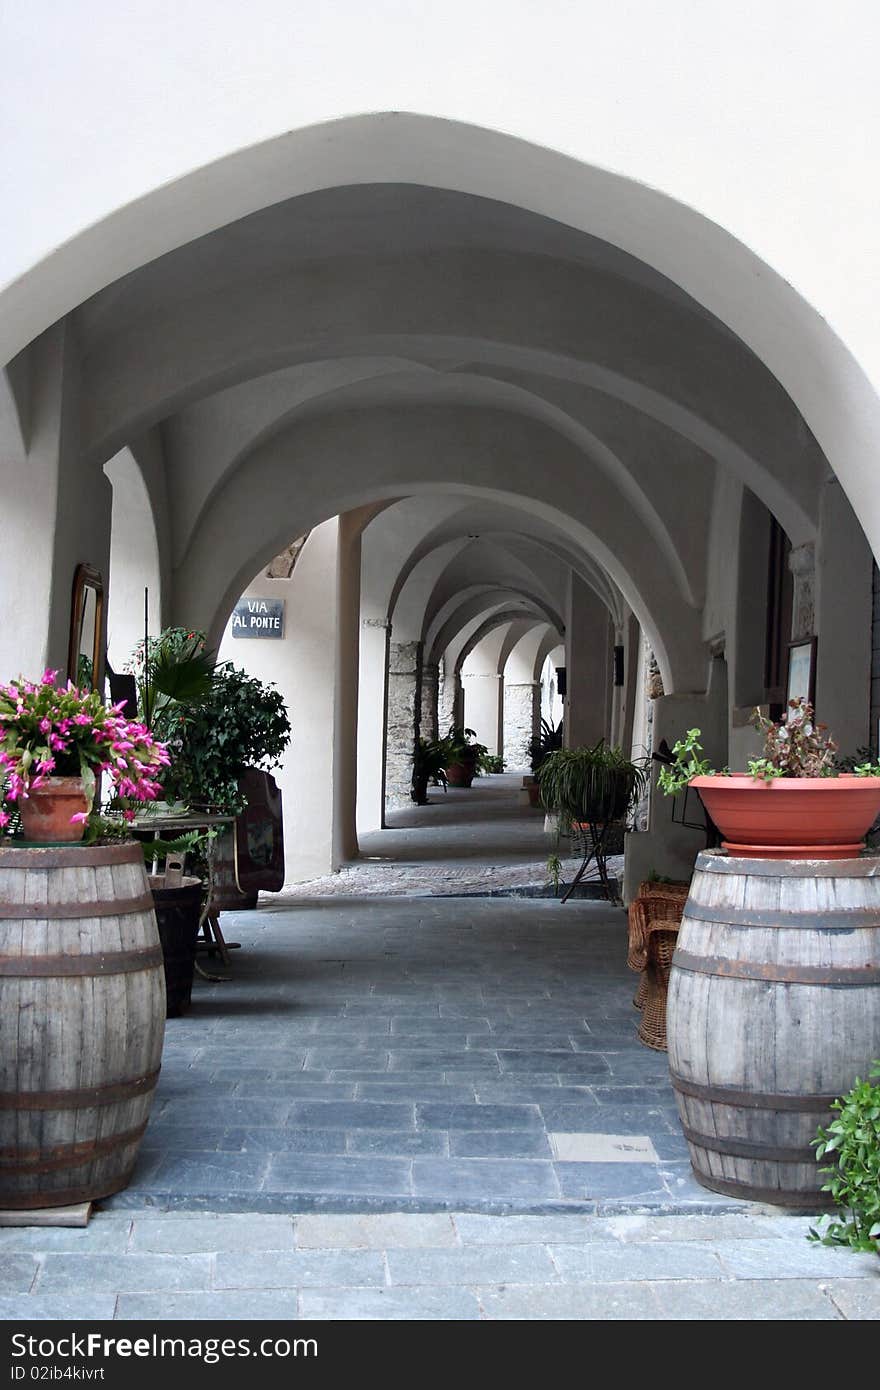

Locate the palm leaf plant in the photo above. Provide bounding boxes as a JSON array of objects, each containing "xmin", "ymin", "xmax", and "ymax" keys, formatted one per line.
[{"xmin": 412, "ymin": 736, "xmax": 450, "ymax": 805}]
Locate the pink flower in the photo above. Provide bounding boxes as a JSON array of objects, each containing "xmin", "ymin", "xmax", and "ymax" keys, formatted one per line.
[
  {"xmin": 0, "ymin": 811, "xmax": 9, "ymax": 828},
  {"xmin": 41, "ymin": 670, "xmax": 58, "ymax": 686},
  {"xmin": 69, "ymin": 811, "xmax": 89, "ymax": 825},
  {"xmin": 39, "ymin": 718, "xmax": 52, "ymax": 734}
]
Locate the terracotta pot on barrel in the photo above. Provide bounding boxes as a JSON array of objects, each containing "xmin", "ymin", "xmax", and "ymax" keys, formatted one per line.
[
  {"xmin": 0, "ymin": 842, "xmax": 166, "ymax": 1209},
  {"xmin": 18, "ymin": 777, "xmax": 91, "ymax": 844},
  {"xmin": 667, "ymin": 851, "xmax": 880, "ymax": 1207}
]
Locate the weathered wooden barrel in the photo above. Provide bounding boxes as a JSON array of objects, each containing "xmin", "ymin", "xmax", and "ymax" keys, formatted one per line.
[
  {"xmin": 0, "ymin": 843, "xmax": 166, "ymax": 1209},
  {"xmin": 667, "ymin": 851, "xmax": 880, "ymax": 1206},
  {"xmin": 149, "ymin": 876, "xmax": 203, "ymax": 1018}
]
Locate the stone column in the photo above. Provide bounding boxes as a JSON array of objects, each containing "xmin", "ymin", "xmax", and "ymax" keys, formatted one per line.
[
  {"xmin": 438, "ymin": 662, "xmax": 461, "ymax": 734},
  {"xmin": 420, "ymin": 661, "xmax": 440, "ymax": 742},
  {"xmin": 788, "ymin": 541, "xmax": 816, "ymax": 641},
  {"xmin": 503, "ymin": 681, "xmax": 539, "ymax": 768},
  {"xmin": 385, "ymin": 640, "xmax": 421, "ymax": 811}
]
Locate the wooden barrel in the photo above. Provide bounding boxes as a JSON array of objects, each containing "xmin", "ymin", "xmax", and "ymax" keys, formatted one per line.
[
  {"xmin": 667, "ymin": 851, "xmax": 880, "ymax": 1206},
  {"xmin": 0, "ymin": 843, "xmax": 166, "ymax": 1209}
]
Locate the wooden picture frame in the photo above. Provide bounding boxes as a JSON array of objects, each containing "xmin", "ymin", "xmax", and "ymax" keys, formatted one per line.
[
  {"xmin": 785, "ymin": 636, "xmax": 817, "ymax": 709},
  {"xmin": 67, "ymin": 564, "xmax": 105, "ymax": 693}
]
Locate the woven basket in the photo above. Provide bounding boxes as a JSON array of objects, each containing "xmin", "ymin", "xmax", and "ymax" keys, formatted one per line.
[{"xmin": 637, "ymin": 920, "xmax": 681, "ymax": 1050}]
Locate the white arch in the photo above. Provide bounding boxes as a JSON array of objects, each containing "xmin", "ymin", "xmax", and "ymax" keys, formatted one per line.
[{"xmin": 3, "ymin": 112, "xmax": 874, "ymax": 555}]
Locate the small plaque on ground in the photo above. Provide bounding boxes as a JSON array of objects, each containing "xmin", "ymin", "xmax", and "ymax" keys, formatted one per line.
[{"xmin": 549, "ymin": 1133, "xmax": 659, "ymax": 1163}]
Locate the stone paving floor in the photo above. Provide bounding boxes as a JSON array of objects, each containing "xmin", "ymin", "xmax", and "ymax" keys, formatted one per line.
[
  {"xmin": 5, "ymin": 779, "xmax": 878, "ymax": 1320},
  {"xmin": 280, "ymin": 772, "xmax": 622, "ymax": 897},
  {"xmin": 1, "ymin": 1211, "xmax": 877, "ymax": 1320},
  {"xmin": 109, "ymin": 897, "xmax": 722, "ymax": 1213}
]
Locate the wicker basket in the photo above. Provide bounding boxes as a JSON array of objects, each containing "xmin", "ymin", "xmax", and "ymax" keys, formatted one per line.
[{"xmin": 637, "ymin": 919, "xmax": 682, "ymax": 1050}]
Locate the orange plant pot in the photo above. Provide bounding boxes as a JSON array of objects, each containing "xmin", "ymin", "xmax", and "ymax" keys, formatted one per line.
[
  {"xmin": 18, "ymin": 777, "xmax": 91, "ymax": 844},
  {"xmin": 691, "ymin": 774, "xmax": 880, "ymax": 859}
]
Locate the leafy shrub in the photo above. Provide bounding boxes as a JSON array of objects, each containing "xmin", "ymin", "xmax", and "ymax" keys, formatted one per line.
[{"xmin": 809, "ymin": 1064, "xmax": 880, "ymax": 1255}]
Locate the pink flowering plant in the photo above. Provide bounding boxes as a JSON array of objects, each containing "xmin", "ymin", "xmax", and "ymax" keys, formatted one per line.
[{"xmin": 0, "ymin": 670, "xmax": 171, "ymax": 833}]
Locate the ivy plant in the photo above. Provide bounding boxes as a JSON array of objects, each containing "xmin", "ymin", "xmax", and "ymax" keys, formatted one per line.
[{"xmin": 809, "ymin": 1064, "xmax": 880, "ymax": 1255}]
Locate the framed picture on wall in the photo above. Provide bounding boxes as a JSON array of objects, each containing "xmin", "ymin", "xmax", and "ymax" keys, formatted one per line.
[{"xmin": 786, "ymin": 636, "xmax": 817, "ymax": 708}]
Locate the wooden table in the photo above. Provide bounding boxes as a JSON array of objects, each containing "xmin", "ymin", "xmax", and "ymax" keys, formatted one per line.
[{"xmin": 131, "ymin": 811, "xmax": 239, "ymax": 969}]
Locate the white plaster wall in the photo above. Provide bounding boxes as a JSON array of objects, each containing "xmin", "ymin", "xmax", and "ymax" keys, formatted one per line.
[
  {"xmin": 216, "ymin": 520, "xmax": 349, "ymax": 884},
  {"xmin": 104, "ymin": 448, "xmax": 161, "ymax": 671},
  {"xmin": 4, "ymin": 6, "xmax": 880, "ymax": 575}
]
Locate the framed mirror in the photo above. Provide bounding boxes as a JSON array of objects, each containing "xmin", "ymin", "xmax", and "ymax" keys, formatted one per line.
[{"xmin": 67, "ymin": 564, "xmax": 105, "ymax": 692}]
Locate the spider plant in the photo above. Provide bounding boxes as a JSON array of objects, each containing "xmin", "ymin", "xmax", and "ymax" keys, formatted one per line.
[{"xmin": 537, "ymin": 742, "xmax": 648, "ymax": 831}]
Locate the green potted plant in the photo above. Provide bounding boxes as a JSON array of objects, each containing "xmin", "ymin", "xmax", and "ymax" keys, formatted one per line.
[
  {"xmin": 538, "ymin": 741, "xmax": 647, "ymax": 899},
  {"xmin": 412, "ymin": 736, "xmax": 450, "ymax": 805},
  {"xmin": 659, "ymin": 699, "xmax": 880, "ymax": 859},
  {"xmin": 809, "ymin": 1063, "xmax": 880, "ymax": 1256},
  {"xmin": 524, "ymin": 718, "xmax": 563, "ymax": 805},
  {"xmin": 443, "ymin": 725, "xmax": 488, "ymax": 788}
]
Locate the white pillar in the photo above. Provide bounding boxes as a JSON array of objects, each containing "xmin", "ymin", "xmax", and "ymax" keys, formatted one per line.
[
  {"xmin": 357, "ymin": 618, "xmax": 389, "ymax": 832},
  {"xmin": 217, "ymin": 516, "xmax": 360, "ymax": 883},
  {"xmin": 815, "ymin": 479, "xmax": 872, "ymax": 755},
  {"xmin": 564, "ymin": 574, "xmax": 611, "ymax": 748}
]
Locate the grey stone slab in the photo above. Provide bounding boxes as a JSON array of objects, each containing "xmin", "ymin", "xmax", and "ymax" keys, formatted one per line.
[
  {"xmin": 214, "ymin": 1249, "xmax": 386, "ymax": 1288},
  {"xmin": 599, "ymin": 1213, "xmax": 780, "ymax": 1243},
  {"xmin": 454, "ymin": 1213, "xmax": 601, "ymax": 1245},
  {"xmin": 716, "ymin": 1239, "xmax": 880, "ymax": 1280},
  {"xmin": 555, "ymin": 1240, "xmax": 725, "ymax": 1282},
  {"xmin": 823, "ymin": 1280, "xmax": 880, "ymax": 1319},
  {"xmin": 130, "ymin": 1215, "xmax": 296, "ymax": 1252},
  {"xmin": 220, "ymin": 1127, "xmax": 347, "ymax": 1154},
  {"xmin": 288, "ymin": 1100, "xmax": 415, "ymax": 1131},
  {"xmin": 356, "ymin": 1083, "xmax": 476, "ymax": 1103},
  {"xmin": 412, "ymin": 1159, "xmax": 560, "ymax": 1201},
  {"xmin": 0, "ymin": 1218, "xmax": 131, "ymax": 1253},
  {"xmin": 392, "ymin": 1019, "xmax": 492, "ymax": 1035},
  {"xmin": 655, "ymin": 1279, "xmax": 843, "ymax": 1320},
  {"xmin": 450, "ymin": 1130, "xmax": 552, "ymax": 1158},
  {"xmin": 264, "ymin": 1155, "xmax": 412, "ymax": 1196},
  {"xmin": 554, "ymin": 1163, "xmax": 670, "ymax": 1201},
  {"xmin": 116, "ymin": 1291, "xmax": 299, "ymax": 1320},
  {"xmin": 387, "ymin": 1244, "xmax": 558, "ymax": 1286},
  {"xmin": 0, "ymin": 1256, "xmax": 38, "ymax": 1294},
  {"xmin": 148, "ymin": 1152, "xmax": 271, "ymax": 1191},
  {"xmin": 499, "ymin": 1051, "xmax": 611, "ymax": 1075},
  {"xmin": 541, "ymin": 1103, "xmax": 678, "ymax": 1133},
  {"xmin": 0, "ymin": 1296, "xmax": 118, "ymax": 1320},
  {"xmin": 156, "ymin": 1100, "xmax": 291, "ymax": 1127},
  {"xmin": 36, "ymin": 1253, "xmax": 212, "ymax": 1294},
  {"xmin": 304, "ymin": 1050, "xmax": 391, "ymax": 1070},
  {"xmin": 417, "ymin": 1103, "xmax": 543, "ymax": 1131},
  {"xmin": 295, "ymin": 1214, "xmax": 457, "ymax": 1249},
  {"xmin": 299, "ymin": 1286, "xmax": 482, "ymax": 1319},
  {"xmin": 347, "ymin": 1129, "xmax": 448, "ymax": 1156},
  {"xmin": 230, "ymin": 1081, "xmax": 358, "ymax": 1100},
  {"xmin": 479, "ymin": 1282, "xmax": 661, "ymax": 1320}
]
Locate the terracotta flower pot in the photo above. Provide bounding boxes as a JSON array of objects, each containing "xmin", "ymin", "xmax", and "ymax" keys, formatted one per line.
[
  {"xmin": 18, "ymin": 777, "xmax": 91, "ymax": 844},
  {"xmin": 446, "ymin": 755, "xmax": 479, "ymax": 788},
  {"xmin": 691, "ymin": 774, "xmax": 880, "ymax": 859}
]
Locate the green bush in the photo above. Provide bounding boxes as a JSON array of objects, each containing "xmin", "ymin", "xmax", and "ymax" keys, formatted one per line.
[{"xmin": 809, "ymin": 1064, "xmax": 880, "ymax": 1255}]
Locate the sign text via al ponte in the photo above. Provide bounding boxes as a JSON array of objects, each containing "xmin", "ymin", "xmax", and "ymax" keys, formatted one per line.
[{"xmin": 231, "ymin": 597, "xmax": 285, "ymax": 639}]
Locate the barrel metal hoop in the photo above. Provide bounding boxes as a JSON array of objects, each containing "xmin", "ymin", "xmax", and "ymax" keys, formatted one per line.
[
  {"xmin": 0, "ymin": 892, "xmax": 156, "ymax": 921},
  {"xmin": 684, "ymin": 904, "xmax": 880, "ymax": 931},
  {"xmin": 680, "ymin": 1124, "xmax": 818, "ymax": 1164},
  {"xmin": 0, "ymin": 1169, "xmax": 138, "ymax": 1210},
  {"xmin": 672, "ymin": 948, "xmax": 880, "ymax": 986},
  {"xmin": 0, "ymin": 844, "xmax": 144, "ymax": 869},
  {"xmin": 695, "ymin": 851, "xmax": 880, "ymax": 879},
  {"xmin": 670, "ymin": 1072, "xmax": 837, "ymax": 1111},
  {"xmin": 0, "ymin": 1121, "xmax": 148, "ymax": 1174},
  {"xmin": 0, "ymin": 946, "xmax": 163, "ymax": 977},
  {"xmin": 689, "ymin": 1170, "xmax": 832, "ymax": 1208},
  {"xmin": 0, "ymin": 1067, "xmax": 161, "ymax": 1111}
]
